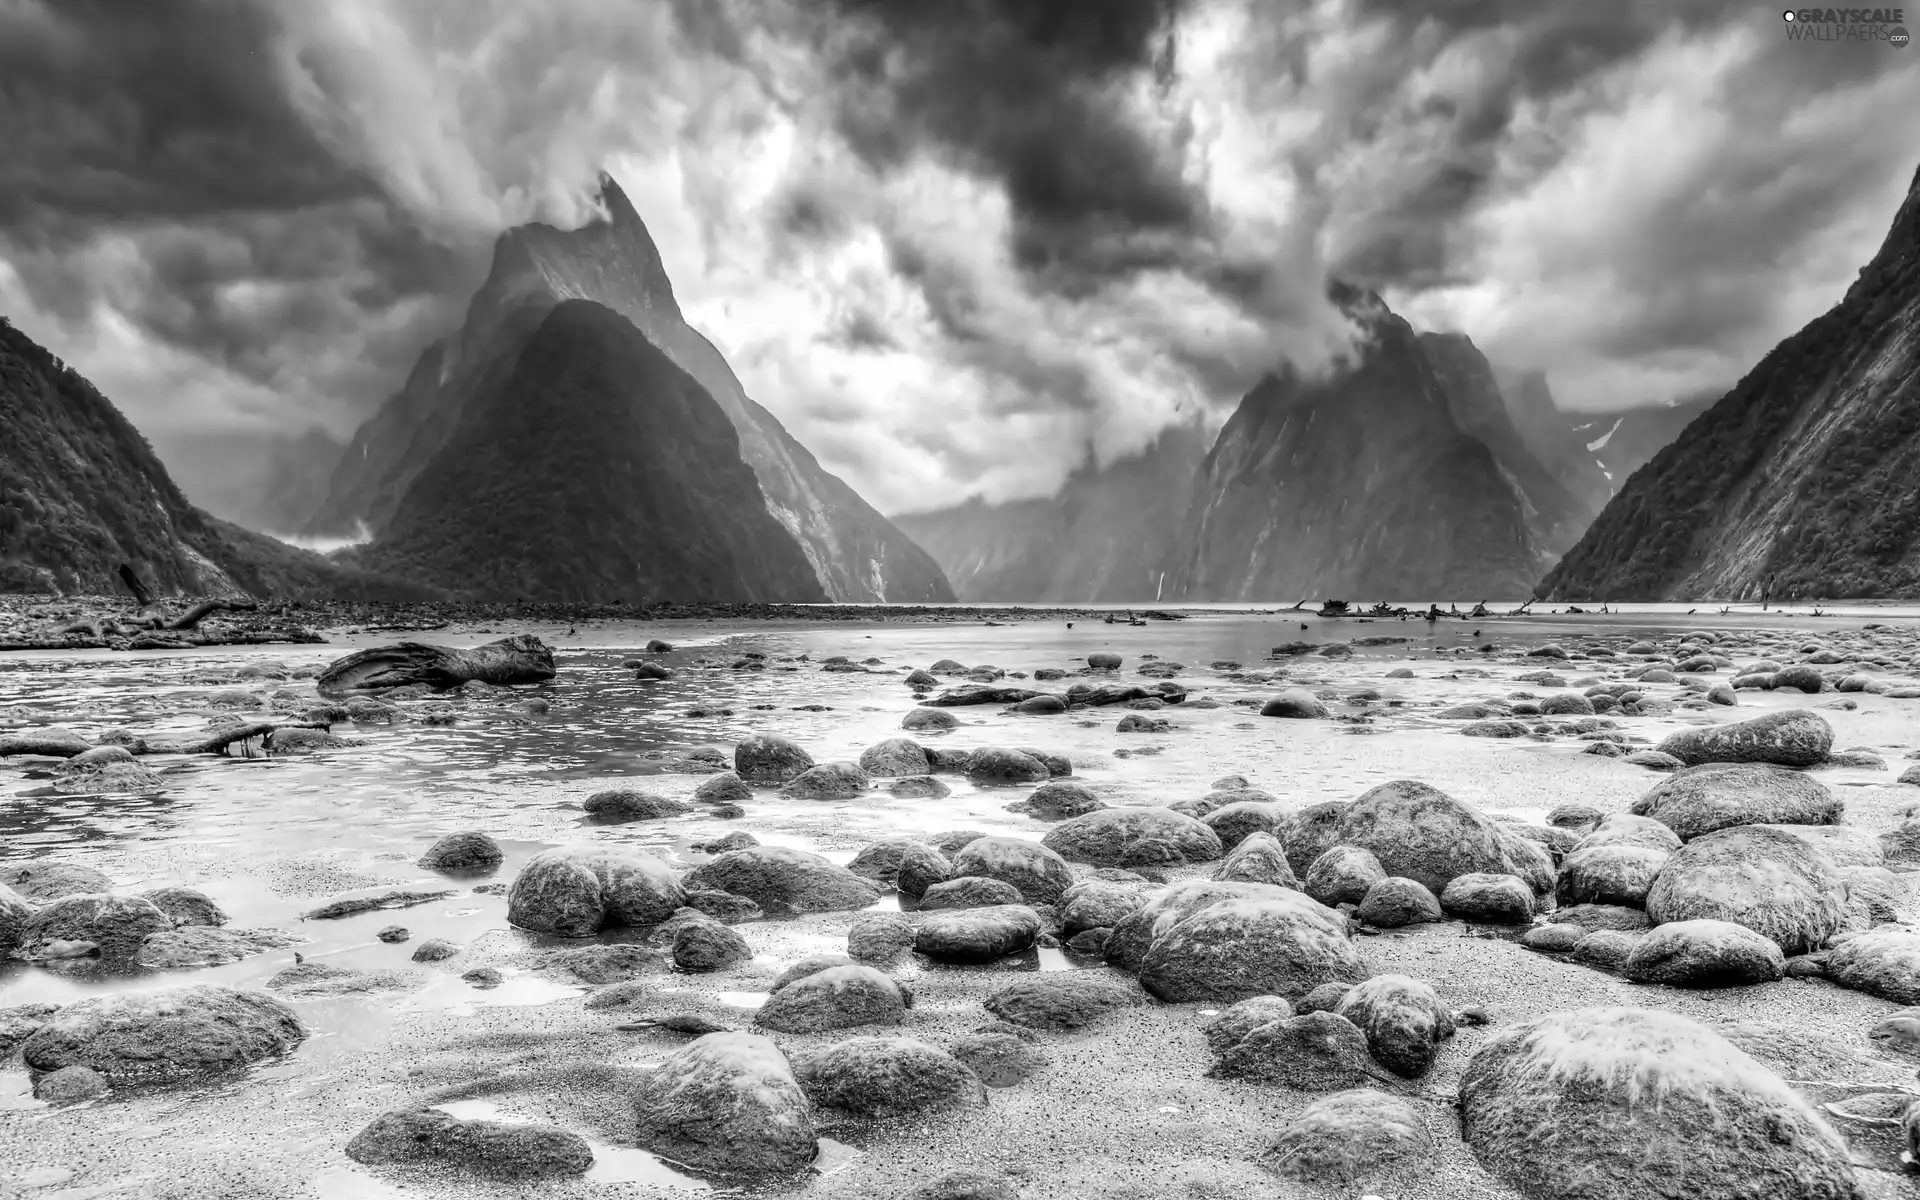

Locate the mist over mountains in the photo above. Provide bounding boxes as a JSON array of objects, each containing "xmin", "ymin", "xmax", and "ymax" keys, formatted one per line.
[
  {"xmin": 10, "ymin": 160, "xmax": 1917, "ymax": 606},
  {"xmin": 5, "ymin": 3, "xmax": 1920, "ymax": 604}
]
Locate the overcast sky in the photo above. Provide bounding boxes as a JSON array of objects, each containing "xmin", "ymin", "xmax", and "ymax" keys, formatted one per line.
[{"xmin": 3, "ymin": 0, "xmax": 1917, "ymax": 523}]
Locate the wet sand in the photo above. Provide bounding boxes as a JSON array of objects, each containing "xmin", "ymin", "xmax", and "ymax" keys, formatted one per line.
[{"xmin": 3, "ymin": 610, "xmax": 1920, "ymax": 1199}]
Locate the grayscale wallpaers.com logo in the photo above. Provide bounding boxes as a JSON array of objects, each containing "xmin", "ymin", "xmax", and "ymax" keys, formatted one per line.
[{"xmin": 1783, "ymin": 8, "xmax": 1909, "ymax": 45}]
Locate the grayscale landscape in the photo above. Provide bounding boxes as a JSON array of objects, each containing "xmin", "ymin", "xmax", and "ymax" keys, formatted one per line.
[{"xmin": 4, "ymin": 2, "xmax": 1920, "ymax": 1198}]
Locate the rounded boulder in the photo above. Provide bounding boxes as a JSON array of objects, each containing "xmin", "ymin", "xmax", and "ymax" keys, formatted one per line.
[
  {"xmin": 1331, "ymin": 780, "xmax": 1543, "ymax": 897},
  {"xmin": 1644, "ymin": 824, "xmax": 1845, "ymax": 955},
  {"xmin": 507, "ymin": 846, "xmax": 688, "ymax": 936},
  {"xmin": 734, "ymin": 734, "xmax": 816, "ymax": 784},
  {"xmin": 1620, "ymin": 919, "xmax": 1787, "ymax": 987},
  {"xmin": 1136, "ymin": 893, "xmax": 1370, "ymax": 1003},
  {"xmin": 950, "ymin": 836, "xmax": 1075, "ymax": 904},
  {"xmin": 683, "ymin": 846, "xmax": 880, "ymax": 916},
  {"xmin": 856, "ymin": 738, "xmax": 931, "ymax": 777},
  {"xmin": 1654, "ymin": 710, "xmax": 1834, "ymax": 769},
  {"xmin": 756, "ymin": 964, "xmax": 907, "ymax": 1034},
  {"xmin": 791, "ymin": 1036, "xmax": 984, "ymax": 1118},
  {"xmin": 914, "ymin": 905, "xmax": 1042, "ymax": 965},
  {"xmin": 1629, "ymin": 763, "xmax": 1841, "ymax": 842},
  {"xmin": 1457, "ymin": 1007, "xmax": 1858, "ymax": 1200},
  {"xmin": 1041, "ymin": 807, "xmax": 1222, "ymax": 867},
  {"xmin": 1439, "ymin": 873, "xmax": 1534, "ymax": 924},
  {"xmin": 21, "ymin": 985, "xmax": 306, "ymax": 1080},
  {"xmin": 630, "ymin": 1032, "xmax": 817, "ymax": 1175}
]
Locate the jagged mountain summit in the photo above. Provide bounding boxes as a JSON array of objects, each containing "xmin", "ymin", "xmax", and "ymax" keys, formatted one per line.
[
  {"xmin": 1163, "ymin": 285, "xmax": 1542, "ymax": 602},
  {"xmin": 308, "ymin": 177, "xmax": 953, "ymax": 604},
  {"xmin": 0, "ymin": 316, "xmax": 429, "ymax": 600},
  {"xmin": 891, "ymin": 422, "xmax": 1209, "ymax": 603},
  {"xmin": 1501, "ymin": 372, "xmax": 1714, "ymax": 522},
  {"xmin": 1540, "ymin": 161, "xmax": 1920, "ymax": 601},
  {"xmin": 360, "ymin": 300, "xmax": 826, "ymax": 604}
]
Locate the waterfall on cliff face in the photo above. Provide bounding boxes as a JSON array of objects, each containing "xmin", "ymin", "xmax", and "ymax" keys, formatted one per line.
[{"xmin": 1155, "ymin": 571, "xmax": 1165, "ymax": 602}]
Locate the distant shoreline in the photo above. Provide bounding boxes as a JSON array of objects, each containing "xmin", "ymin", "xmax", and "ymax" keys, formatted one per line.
[{"xmin": 4, "ymin": 592, "xmax": 1919, "ymax": 638}]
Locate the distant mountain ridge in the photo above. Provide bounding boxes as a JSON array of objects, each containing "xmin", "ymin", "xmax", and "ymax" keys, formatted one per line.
[
  {"xmin": 0, "ymin": 315, "xmax": 435, "ymax": 601},
  {"xmin": 1501, "ymin": 372, "xmax": 1715, "ymax": 522},
  {"xmin": 1539, "ymin": 160, "xmax": 1920, "ymax": 600},
  {"xmin": 308, "ymin": 178, "xmax": 953, "ymax": 604},
  {"xmin": 892, "ymin": 422, "xmax": 1208, "ymax": 603},
  {"xmin": 1417, "ymin": 333, "xmax": 1588, "ymax": 560},
  {"xmin": 897, "ymin": 293, "xmax": 1682, "ymax": 604}
]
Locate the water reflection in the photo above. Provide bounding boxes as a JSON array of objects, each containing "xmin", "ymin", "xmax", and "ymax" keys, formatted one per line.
[{"xmin": 1, "ymin": 612, "xmax": 1886, "ymax": 1116}]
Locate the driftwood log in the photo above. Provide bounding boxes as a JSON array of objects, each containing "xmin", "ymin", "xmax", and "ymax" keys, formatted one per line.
[
  {"xmin": 317, "ymin": 635, "xmax": 556, "ymax": 696},
  {"xmin": 0, "ymin": 720, "xmax": 334, "ymax": 759},
  {"xmin": 168, "ymin": 599, "xmax": 259, "ymax": 630},
  {"xmin": 118, "ymin": 563, "xmax": 155, "ymax": 608}
]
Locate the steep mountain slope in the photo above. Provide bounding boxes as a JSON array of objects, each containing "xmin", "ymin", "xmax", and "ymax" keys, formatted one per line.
[
  {"xmin": 1163, "ymin": 287, "xmax": 1540, "ymax": 602},
  {"xmin": 0, "ymin": 316, "xmax": 435, "ymax": 600},
  {"xmin": 1417, "ymin": 333, "xmax": 1586, "ymax": 558},
  {"xmin": 891, "ymin": 422, "xmax": 1208, "ymax": 602},
  {"xmin": 360, "ymin": 301, "xmax": 826, "ymax": 604},
  {"xmin": 1539, "ymin": 162, "xmax": 1920, "ymax": 601},
  {"xmin": 308, "ymin": 178, "xmax": 952, "ymax": 603},
  {"xmin": 1502, "ymin": 372, "xmax": 1714, "ymax": 519}
]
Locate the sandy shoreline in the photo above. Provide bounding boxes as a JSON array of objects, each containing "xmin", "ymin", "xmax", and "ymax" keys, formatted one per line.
[{"xmin": 3, "ymin": 614, "xmax": 1920, "ymax": 1199}]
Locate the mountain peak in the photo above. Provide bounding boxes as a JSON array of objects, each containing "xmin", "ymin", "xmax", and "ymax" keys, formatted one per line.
[{"xmin": 595, "ymin": 173, "xmax": 644, "ymax": 232}]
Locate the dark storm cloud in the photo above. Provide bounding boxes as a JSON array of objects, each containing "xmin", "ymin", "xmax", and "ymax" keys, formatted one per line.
[
  {"xmin": 1289, "ymin": 0, "xmax": 1916, "ymax": 292},
  {"xmin": 5, "ymin": 0, "xmax": 1918, "ymax": 525},
  {"xmin": 0, "ymin": 0, "xmax": 479, "ymax": 428},
  {"xmin": 815, "ymin": 0, "xmax": 1203, "ymax": 284},
  {"xmin": 0, "ymin": 0, "xmax": 370, "ymax": 222}
]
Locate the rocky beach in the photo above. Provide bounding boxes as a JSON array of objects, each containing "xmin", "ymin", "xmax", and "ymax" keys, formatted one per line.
[{"xmin": 1, "ymin": 606, "xmax": 1919, "ymax": 1198}]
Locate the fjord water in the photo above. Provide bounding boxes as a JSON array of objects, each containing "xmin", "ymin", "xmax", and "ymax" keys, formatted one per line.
[{"xmin": 4, "ymin": 608, "xmax": 1919, "ymax": 1195}]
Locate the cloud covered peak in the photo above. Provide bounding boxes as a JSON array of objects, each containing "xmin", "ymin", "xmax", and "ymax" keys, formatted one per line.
[{"xmin": 1, "ymin": 0, "xmax": 1916, "ymax": 522}]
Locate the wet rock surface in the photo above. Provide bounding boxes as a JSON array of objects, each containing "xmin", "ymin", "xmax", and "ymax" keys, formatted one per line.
[
  {"xmin": 1643, "ymin": 824, "xmax": 1847, "ymax": 954},
  {"xmin": 1654, "ymin": 708, "xmax": 1835, "ymax": 768},
  {"xmin": 914, "ymin": 905, "xmax": 1043, "ymax": 965},
  {"xmin": 757, "ymin": 963, "xmax": 909, "ymax": 1033},
  {"xmin": 630, "ymin": 1032, "xmax": 819, "ymax": 1176},
  {"xmin": 791, "ymin": 1035, "xmax": 985, "ymax": 1119},
  {"xmin": 1458, "ymin": 1007, "xmax": 1861, "ymax": 1200},
  {"xmin": 683, "ymin": 845, "xmax": 881, "ymax": 915},
  {"xmin": 346, "ymin": 1107, "xmax": 594, "ymax": 1179},
  {"xmin": 1261, "ymin": 1087, "xmax": 1431, "ymax": 1185},
  {"xmin": 1630, "ymin": 762, "xmax": 1843, "ymax": 840},
  {"xmin": 506, "ymin": 844, "xmax": 687, "ymax": 935},
  {"xmin": 5, "ymin": 612, "xmax": 1920, "ymax": 1197},
  {"xmin": 21, "ymin": 985, "xmax": 306, "ymax": 1080}
]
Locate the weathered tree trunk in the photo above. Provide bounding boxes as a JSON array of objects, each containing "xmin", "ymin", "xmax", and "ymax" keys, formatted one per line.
[
  {"xmin": 144, "ymin": 723, "xmax": 281, "ymax": 755},
  {"xmin": 317, "ymin": 635, "xmax": 557, "ymax": 695},
  {"xmin": 169, "ymin": 599, "xmax": 258, "ymax": 630},
  {"xmin": 118, "ymin": 563, "xmax": 154, "ymax": 608}
]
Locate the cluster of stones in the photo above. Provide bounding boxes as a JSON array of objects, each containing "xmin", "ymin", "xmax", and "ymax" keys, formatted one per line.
[
  {"xmin": 500, "ymin": 727, "xmax": 1897, "ymax": 1194},
  {"xmin": 0, "ymin": 651, "xmax": 565, "ymax": 795},
  {"xmin": 10, "ymin": 628, "xmax": 1920, "ymax": 1194},
  {"xmin": 1489, "ymin": 706, "xmax": 1920, "ymax": 1010},
  {"xmin": 1416, "ymin": 628, "xmax": 1920, "ymax": 774},
  {"xmin": 0, "ymin": 829, "xmax": 517, "ymax": 1104}
]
